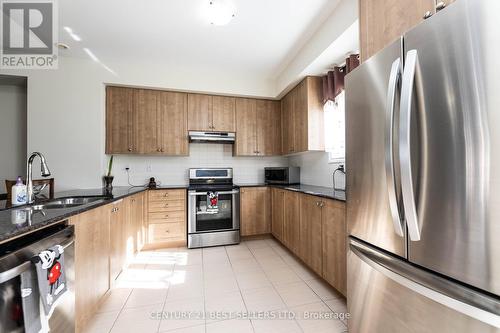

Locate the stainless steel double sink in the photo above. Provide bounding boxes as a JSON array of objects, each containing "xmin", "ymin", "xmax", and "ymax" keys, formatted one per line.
[{"xmin": 31, "ymin": 196, "xmax": 108, "ymax": 210}]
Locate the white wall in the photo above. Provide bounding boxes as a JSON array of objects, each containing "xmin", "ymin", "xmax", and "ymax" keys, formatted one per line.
[
  {"xmin": 288, "ymin": 152, "xmax": 345, "ymax": 189},
  {"xmin": 0, "ymin": 56, "xmax": 278, "ymax": 191},
  {"xmin": 0, "ymin": 81, "xmax": 27, "ymax": 193},
  {"xmin": 112, "ymin": 144, "xmax": 287, "ymax": 187}
]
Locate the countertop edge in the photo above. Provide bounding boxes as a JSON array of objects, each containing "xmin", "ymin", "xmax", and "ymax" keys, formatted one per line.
[{"xmin": 236, "ymin": 184, "xmax": 346, "ymax": 202}]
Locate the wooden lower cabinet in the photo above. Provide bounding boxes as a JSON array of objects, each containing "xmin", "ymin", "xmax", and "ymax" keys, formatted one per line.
[
  {"xmin": 126, "ymin": 192, "xmax": 145, "ymax": 261},
  {"xmin": 109, "ymin": 199, "xmax": 126, "ymax": 283},
  {"xmin": 69, "ymin": 205, "xmax": 110, "ymax": 333},
  {"xmin": 299, "ymin": 194, "xmax": 323, "ymax": 275},
  {"xmin": 322, "ymin": 199, "xmax": 347, "ymax": 296},
  {"xmin": 147, "ymin": 189, "xmax": 187, "ymax": 247},
  {"xmin": 240, "ymin": 187, "xmax": 271, "ymax": 236},
  {"xmin": 271, "ymin": 188, "xmax": 285, "ymax": 241},
  {"xmin": 283, "ymin": 190, "xmax": 300, "ymax": 253}
]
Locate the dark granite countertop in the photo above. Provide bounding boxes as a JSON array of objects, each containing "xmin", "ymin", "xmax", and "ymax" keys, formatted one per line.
[
  {"xmin": 237, "ymin": 183, "xmax": 346, "ymax": 202},
  {"xmin": 0, "ymin": 186, "xmax": 150, "ymax": 245}
]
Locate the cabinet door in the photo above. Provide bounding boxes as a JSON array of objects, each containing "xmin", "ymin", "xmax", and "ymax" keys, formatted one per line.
[
  {"xmin": 256, "ymin": 100, "xmax": 281, "ymax": 156},
  {"xmin": 134, "ymin": 192, "xmax": 145, "ymax": 251},
  {"xmin": 299, "ymin": 194, "xmax": 323, "ymax": 275},
  {"xmin": 283, "ymin": 190, "xmax": 300, "ymax": 254},
  {"xmin": 70, "ymin": 205, "xmax": 110, "ymax": 332},
  {"xmin": 212, "ymin": 96, "xmax": 236, "ymax": 132},
  {"xmin": 136, "ymin": 89, "xmax": 160, "ymax": 153},
  {"xmin": 359, "ymin": 0, "xmax": 435, "ymax": 61},
  {"xmin": 159, "ymin": 91, "xmax": 188, "ymax": 155},
  {"xmin": 281, "ymin": 91, "xmax": 295, "ymax": 154},
  {"xmin": 294, "ymin": 80, "xmax": 308, "ymax": 153},
  {"xmin": 106, "ymin": 86, "xmax": 135, "ymax": 154},
  {"xmin": 188, "ymin": 93, "xmax": 212, "ymax": 131},
  {"xmin": 235, "ymin": 98, "xmax": 257, "ymax": 156},
  {"xmin": 271, "ymin": 188, "xmax": 285, "ymax": 242},
  {"xmin": 322, "ymin": 199, "xmax": 347, "ymax": 296},
  {"xmin": 240, "ymin": 187, "xmax": 271, "ymax": 236},
  {"xmin": 109, "ymin": 200, "xmax": 126, "ymax": 282}
]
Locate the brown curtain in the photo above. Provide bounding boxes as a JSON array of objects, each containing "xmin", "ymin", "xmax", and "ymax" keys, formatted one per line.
[
  {"xmin": 322, "ymin": 53, "xmax": 359, "ymax": 104},
  {"xmin": 345, "ymin": 54, "xmax": 360, "ymax": 74}
]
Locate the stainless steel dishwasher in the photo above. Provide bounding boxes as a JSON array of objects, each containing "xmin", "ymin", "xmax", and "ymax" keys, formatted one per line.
[{"xmin": 0, "ymin": 223, "xmax": 75, "ymax": 333}]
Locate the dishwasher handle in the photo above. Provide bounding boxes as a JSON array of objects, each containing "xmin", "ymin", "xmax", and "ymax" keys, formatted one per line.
[{"xmin": 0, "ymin": 236, "xmax": 74, "ymax": 284}]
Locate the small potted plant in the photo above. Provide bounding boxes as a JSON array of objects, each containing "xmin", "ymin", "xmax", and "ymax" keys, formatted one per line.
[{"xmin": 103, "ymin": 155, "xmax": 114, "ymax": 189}]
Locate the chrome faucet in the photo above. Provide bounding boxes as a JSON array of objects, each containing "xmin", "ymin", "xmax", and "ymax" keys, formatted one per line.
[{"xmin": 26, "ymin": 152, "xmax": 51, "ymax": 204}]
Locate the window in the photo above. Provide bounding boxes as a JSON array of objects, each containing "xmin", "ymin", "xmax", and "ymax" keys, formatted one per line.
[{"xmin": 324, "ymin": 91, "xmax": 345, "ymax": 163}]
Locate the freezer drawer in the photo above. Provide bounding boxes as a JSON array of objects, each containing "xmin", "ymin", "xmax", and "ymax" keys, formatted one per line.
[{"xmin": 348, "ymin": 238, "xmax": 500, "ymax": 333}]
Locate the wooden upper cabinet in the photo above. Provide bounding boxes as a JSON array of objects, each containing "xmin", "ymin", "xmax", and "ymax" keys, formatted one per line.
[
  {"xmin": 136, "ymin": 89, "xmax": 160, "ymax": 154},
  {"xmin": 235, "ymin": 98, "xmax": 282, "ymax": 157},
  {"xmin": 235, "ymin": 98, "xmax": 257, "ymax": 156},
  {"xmin": 106, "ymin": 86, "xmax": 136, "ymax": 154},
  {"xmin": 322, "ymin": 199, "xmax": 347, "ymax": 296},
  {"xmin": 294, "ymin": 80, "xmax": 309, "ymax": 152},
  {"xmin": 281, "ymin": 89, "xmax": 295, "ymax": 154},
  {"xmin": 240, "ymin": 187, "xmax": 271, "ymax": 236},
  {"xmin": 256, "ymin": 100, "xmax": 281, "ymax": 156},
  {"xmin": 187, "ymin": 93, "xmax": 213, "ymax": 131},
  {"xmin": 359, "ymin": 0, "xmax": 436, "ymax": 62},
  {"xmin": 106, "ymin": 86, "xmax": 189, "ymax": 155},
  {"xmin": 212, "ymin": 96, "xmax": 236, "ymax": 132},
  {"xmin": 281, "ymin": 77, "xmax": 324, "ymax": 155},
  {"xmin": 299, "ymin": 194, "xmax": 323, "ymax": 275},
  {"xmin": 159, "ymin": 91, "xmax": 188, "ymax": 155}
]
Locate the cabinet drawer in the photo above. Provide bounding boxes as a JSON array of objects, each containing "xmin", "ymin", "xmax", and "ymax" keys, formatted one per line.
[
  {"xmin": 148, "ymin": 189, "xmax": 186, "ymax": 202},
  {"xmin": 148, "ymin": 223, "xmax": 185, "ymax": 242},
  {"xmin": 148, "ymin": 211, "xmax": 185, "ymax": 224},
  {"xmin": 148, "ymin": 200, "xmax": 185, "ymax": 212}
]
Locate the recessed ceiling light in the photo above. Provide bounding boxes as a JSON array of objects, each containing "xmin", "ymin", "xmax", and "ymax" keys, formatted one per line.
[{"xmin": 206, "ymin": 0, "xmax": 236, "ymax": 26}]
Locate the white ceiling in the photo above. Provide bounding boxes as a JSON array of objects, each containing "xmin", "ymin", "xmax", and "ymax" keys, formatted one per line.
[{"xmin": 58, "ymin": 0, "xmax": 345, "ymax": 80}]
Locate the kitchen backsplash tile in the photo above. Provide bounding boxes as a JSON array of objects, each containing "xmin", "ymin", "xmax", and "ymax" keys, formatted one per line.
[{"xmin": 111, "ymin": 144, "xmax": 288, "ymax": 187}]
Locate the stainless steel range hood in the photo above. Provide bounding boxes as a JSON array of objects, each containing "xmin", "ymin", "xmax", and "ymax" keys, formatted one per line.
[{"xmin": 189, "ymin": 131, "xmax": 235, "ymax": 144}]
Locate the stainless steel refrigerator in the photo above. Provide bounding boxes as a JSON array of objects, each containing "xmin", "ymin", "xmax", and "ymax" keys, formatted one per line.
[{"xmin": 345, "ymin": 0, "xmax": 500, "ymax": 331}]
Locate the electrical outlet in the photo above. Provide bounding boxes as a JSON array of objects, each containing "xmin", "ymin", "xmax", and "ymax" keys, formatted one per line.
[{"xmin": 146, "ymin": 164, "xmax": 153, "ymax": 172}]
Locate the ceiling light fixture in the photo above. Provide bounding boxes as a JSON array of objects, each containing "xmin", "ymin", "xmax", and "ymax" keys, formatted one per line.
[
  {"xmin": 56, "ymin": 42, "xmax": 70, "ymax": 50},
  {"xmin": 206, "ymin": 0, "xmax": 236, "ymax": 26}
]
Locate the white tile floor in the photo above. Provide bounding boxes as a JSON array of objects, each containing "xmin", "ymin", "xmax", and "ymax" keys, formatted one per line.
[{"xmin": 84, "ymin": 238, "xmax": 348, "ymax": 333}]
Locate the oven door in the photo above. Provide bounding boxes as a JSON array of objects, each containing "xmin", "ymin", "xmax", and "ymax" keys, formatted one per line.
[{"xmin": 188, "ymin": 189, "xmax": 240, "ymax": 233}]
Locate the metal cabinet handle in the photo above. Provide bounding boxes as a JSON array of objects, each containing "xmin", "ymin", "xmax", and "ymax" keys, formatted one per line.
[
  {"xmin": 400, "ymin": 49, "xmax": 421, "ymax": 242},
  {"xmin": 423, "ymin": 11, "xmax": 433, "ymax": 19},
  {"xmin": 128, "ymin": 148, "xmax": 132, "ymax": 152},
  {"xmin": 385, "ymin": 58, "xmax": 405, "ymax": 238},
  {"xmin": 157, "ymin": 148, "xmax": 161, "ymax": 152},
  {"xmin": 164, "ymin": 193, "xmax": 169, "ymax": 197},
  {"xmin": 436, "ymin": 1, "xmax": 446, "ymax": 11}
]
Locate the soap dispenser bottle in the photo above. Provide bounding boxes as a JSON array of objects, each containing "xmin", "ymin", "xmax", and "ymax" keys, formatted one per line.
[{"xmin": 11, "ymin": 176, "xmax": 27, "ymax": 205}]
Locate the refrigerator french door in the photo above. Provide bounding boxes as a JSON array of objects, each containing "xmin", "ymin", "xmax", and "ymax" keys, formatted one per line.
[{"xmin": 346, "ymin": 0, "xmax": 500, "ymax": 331}]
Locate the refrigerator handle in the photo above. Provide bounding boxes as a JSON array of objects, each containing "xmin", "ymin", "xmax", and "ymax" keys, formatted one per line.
[
  {"xmin": 385, "ymin": 58, "xmax": 404, "ymax": 237},
  {"xmin": 400, "ymin": 49, "xmax": 421, "ymax": 241}
]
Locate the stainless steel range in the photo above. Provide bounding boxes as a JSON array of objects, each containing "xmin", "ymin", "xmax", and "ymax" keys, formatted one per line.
[{"xmin": 187, "ymin": 168, "xmax": 240, "ymax": 248}]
